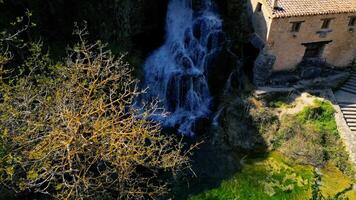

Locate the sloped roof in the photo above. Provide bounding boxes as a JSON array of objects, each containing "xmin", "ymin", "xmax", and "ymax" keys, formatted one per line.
[{"xmin": 265, "ymin": 0, "xmax": 356, "ymax": 18}]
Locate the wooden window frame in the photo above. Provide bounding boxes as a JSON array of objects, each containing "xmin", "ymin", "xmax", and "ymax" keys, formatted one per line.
[
  {"xmin": 321, "ymin": 18, "xmax": 333, "ymax": 29},
  {"xmin": 349, "ymin": 16, "xmax": 356, "ymax": 26},
  {"xmin": 290, "ymin": 21, "xmax": 304, "ymax": 32}
]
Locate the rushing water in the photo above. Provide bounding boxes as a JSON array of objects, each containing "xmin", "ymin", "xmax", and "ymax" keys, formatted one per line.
[{"xmin": 140, "ymin": 0, "xmax": 224, "ymax": 136}]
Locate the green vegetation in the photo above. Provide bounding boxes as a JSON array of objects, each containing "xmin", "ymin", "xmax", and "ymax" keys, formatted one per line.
[
  {"xmin": 188, "ymin": 154, "xmax": 355, "ymax": 200},
  {"xmin": 265, "ymin": 94, "xmax": 293, "ymax": 108},
  {"xmin": 296, "ymin": 99, "xmax": 338, "ymax": 136},
  {"xmin": 189, "ymin": 152, "xmax": 314, "ymax": 200},
  {"xmin": 276, "ymin": 99, "xmax": 353, "ymax": 176},
  {"xmin": 189, "ymin": 152, "xmax": 355, "ymax": 200},
  {"xmin": 1, "ymin": 2, "xmax": 355, "ymax": 199},
  {"xmin": 320, "ymin": 163, "xmax": 355, "ymax": 199},
  {"xmin": 188, "ymin": 97, "xmax": 355, "ymax": 200}
]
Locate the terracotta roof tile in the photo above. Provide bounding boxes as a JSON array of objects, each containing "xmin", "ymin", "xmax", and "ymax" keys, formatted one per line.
[{"xmin": 265, "ymin": 0, "xmax": 356, "ymax": 18}]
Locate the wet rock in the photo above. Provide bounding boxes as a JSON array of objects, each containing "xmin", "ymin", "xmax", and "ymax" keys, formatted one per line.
[
  {"xmin": 295, "ymin": 72, "xmax": 349, "ymax": 89},
  {"xmin": 253, "ymin": 52, "xmax": 276, "ymax": 86},
  {"xmin": 269, "ymin": 72, "xmax": 299, "ymax": 87},
  {"xmin": 250, "ymin": 33, "xmax": 265, "ymax": 50},
  {"xmin": 300, "ymin": 67, "xmax": 322, "ymax": 79}
]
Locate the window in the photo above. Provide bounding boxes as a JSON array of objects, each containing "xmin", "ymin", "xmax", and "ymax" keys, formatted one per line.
[
  {"xmin": 256, "ymin": 2, "xmax": 262, "ymax": 12},
  {"xmin": 291, "ymin": 21, "xmax": 303, "ymax": 32},
  {"xmin": 321, "ymin": 18, "xmax": 332, "ymax": 29},
  {"xmin": 349, "ymin": 17, "xmax": 356, "ymax": 26}
]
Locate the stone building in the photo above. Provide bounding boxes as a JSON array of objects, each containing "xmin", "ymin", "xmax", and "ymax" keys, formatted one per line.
[{"xmin": 247, "ymin": 0, "xmax": 356, "ymax": 71}]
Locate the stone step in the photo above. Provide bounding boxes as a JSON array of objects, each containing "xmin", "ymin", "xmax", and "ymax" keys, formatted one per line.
[
  {"xmin": 344, "ymin": 81, "xmax": 356, "ymax": 88},
  {"xmin": 342, "ymin": 85, "xmax": 356, "ymax": 91},
  {"xmin": 342, "ymin": 111, "xmax": 356, "ymax": 115},
  {"xmin": 338, "ymin": 101, "xmax": 356, "ymax": 104},
  {"xmin": 347, "ymin": 77, "xmax": 356, "ymax": 83},
  {"xmin": 346, "ymin": 82, "xmax": 356, "ymax": 88},
  {"xmin": 346, "ymin": 77, "xmax": 356, "ymax": 81},
  {"xmin": 343, "ymin": 115, "xmax": 356, "ymax": 119},
  {"xmin": 346, "ymin": 118, "xmax": 356, "ymax": 122},
  {"xmin": 348, "ymin": 76, "xmax": 356, "ymax": 81},
  {"xmin": 339, "ymin": 103, "xmax": 356, "ymax": 107},
  {"xmin": 350, "ymin": 127, "xmax": 356, "ymax": 131},
  {"xmin": 339, "ymin": 88, "xmax": 356, "ymax": 95},
  {"xmin": 341, "ymin": 107, "xmax": 356, "ymax": 111},
  {"xmin": 347, "ymin": 122, "xmax": 356, "ymax": 127}
]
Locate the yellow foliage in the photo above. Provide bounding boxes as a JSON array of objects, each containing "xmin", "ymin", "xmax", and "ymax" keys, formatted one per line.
[
  {"xmin": 26, "ymin": 169, "xmax": 38, "ymax": 181},
  {"xmin": 320, "ymin": 162, "xmax": 355, "ymax": 198},
  {"xmin": 5, "ymin": 166, "xmax": 14, "ymax": 177},
  {"xmin": 0, "ymin": 28, "xmax": 192, "ymax": 200}
]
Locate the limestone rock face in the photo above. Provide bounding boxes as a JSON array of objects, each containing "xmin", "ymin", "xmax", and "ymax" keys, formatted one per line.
[
  {"xmin": 210, "ymin": 98, "xmax": 268, "ymax": 151},
  {"xmin": 253, "ymin": 52, "xmax": 276, "ymax": 86}
]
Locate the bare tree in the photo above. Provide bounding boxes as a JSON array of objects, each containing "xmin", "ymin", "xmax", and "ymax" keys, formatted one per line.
[
  {"xmin": 0, "ymin": 10, "xmax": 35, "ymax": 65},
  {"xmin": 0, "ymin": 26, "xmax": 193, "ymax": 200}
]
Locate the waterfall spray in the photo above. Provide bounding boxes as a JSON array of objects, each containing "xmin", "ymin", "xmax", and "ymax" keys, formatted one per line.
[{"xmin": 140, "ymin": 0, "xmax": 224, "ymax": 136}]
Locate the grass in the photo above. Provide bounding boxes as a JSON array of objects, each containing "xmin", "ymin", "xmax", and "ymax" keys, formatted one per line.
[
  {"xmin": 296, "ymin": 100, "xmax": 354, "ymax": 178},
  {"xmin": 188, "ymin": 152, "xmax": 355, "ymax": 200},
  {"xmin": 296, "ymin": 99, "xmax": 338, "ymax": 136},
  {"xmin": 273, "ymin": 99, "xmax": 353, "ymax": 174},
  {"xmin": 320, "ymin": 162, "xmax": 355, "ymax": 199},
  {"xmin": 189, "ymin": 152, "xmax": 314, "ymax": 200},
  {"xmin": 265, "ymin": 94, "xmax": 293, "ymax": 108},
  {"xmin": 187, "ymin": 98, "xmax": 355, "ymax": 200}
]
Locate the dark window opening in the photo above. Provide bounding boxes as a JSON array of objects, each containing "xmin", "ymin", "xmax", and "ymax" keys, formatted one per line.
[
  {"xmin": 291, "ymin": 21, "xmax": 303, "ymax": 32},
  {"xmin": 256, "ymin": 3, "xmax": 262, "ymax": 12},
  {"xmin": 349, "ymin": 17, "xmax": 356, "ymax": 26},
  {"xmin": 321, "ymin": 18, "xmax": 332, "ymax": 29}
]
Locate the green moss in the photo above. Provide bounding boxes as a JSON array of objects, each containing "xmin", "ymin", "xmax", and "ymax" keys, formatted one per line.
[
  {"xmin": 187, "ymin": 152, "xmax": 355, "ymax": 200},
  {"xmin": 193, "ymin": 97, "xmax": 355, "ymax": 200},
  {"xmin": 272, "ymin": 99, "xmax": 354, "ymax": 177},
  {"xmin": 270, "ymin": 100, "xmax": 290, "ymax": 108},
  {"xmin": 265, "ymin": 94, "xmax": 293, "ymax": 108},
  {"xmin": 320, "ymin": 162, "xmax": 355, "ymax": 199},
  {"xmin": 296, "ymin": 99, "xmax": 338, "ymax": 136},
  {"xmin": 189, "ymin": 152, "xmax": 314, "ymax": 200}
]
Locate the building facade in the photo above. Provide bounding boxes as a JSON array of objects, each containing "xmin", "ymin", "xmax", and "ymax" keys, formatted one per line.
[{"xmin": 247, "ymin": 0, "xmax": 356, "ymax": 71}]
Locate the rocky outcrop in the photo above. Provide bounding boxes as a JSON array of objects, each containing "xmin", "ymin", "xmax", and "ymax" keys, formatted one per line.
[
  {"xmin": 253, "ymin": 52, "xmax": 276, "ymax": 86},
  {"xmin": 295, "ymin": 72, "xmax": 349, "ymax": 89},
  {"xmin": 260, "ymin": 58, "xmax": 350, "ymax": 89}
]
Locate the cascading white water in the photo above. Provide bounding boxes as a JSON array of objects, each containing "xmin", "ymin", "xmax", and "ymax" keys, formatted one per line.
[{"xmin": 140, "ymin": 0, "xmax": 224, "ymax": 136}]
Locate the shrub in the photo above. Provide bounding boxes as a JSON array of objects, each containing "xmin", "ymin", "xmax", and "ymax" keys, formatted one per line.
[
  {"xmin": 249, "ymin": 105, "xmax": 280, "ymax": 148},
  {"xmin": 275, "ymin": 99, "xmax": 353, "ymax": 176},
  {"xmin": 0, "ymin": 28, "xmax": 191, "ymax": 200},
  {"xmin": 296, "ymin": 99, "xmax": 338, "ymax": 136}
]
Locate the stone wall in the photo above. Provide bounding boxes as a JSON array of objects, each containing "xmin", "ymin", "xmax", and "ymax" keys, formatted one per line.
[
  {"xmin": 247, "ymin": 0, "xmax": 356, "ymax": 71},
  {"xmin": 246, "ymin": 0, "xmax": 273, "ymax": 43},
  {"xmin": 268, "ymin": 13, "xmax": 356, "ymax": 71}
]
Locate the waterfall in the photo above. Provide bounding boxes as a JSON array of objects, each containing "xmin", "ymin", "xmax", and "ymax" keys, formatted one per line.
[{"xmin": 140, "ymin": 0, "xmax": 224, "ymax": 136}]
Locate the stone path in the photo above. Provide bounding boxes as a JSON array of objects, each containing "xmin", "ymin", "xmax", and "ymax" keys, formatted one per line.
[
  {"xmin": 334, "ymin": 73, "xmax": 356, "ymax": 163},
  {"xmin": 335, "ymin": 73, "xmax": 356, "ymax": 132}
]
